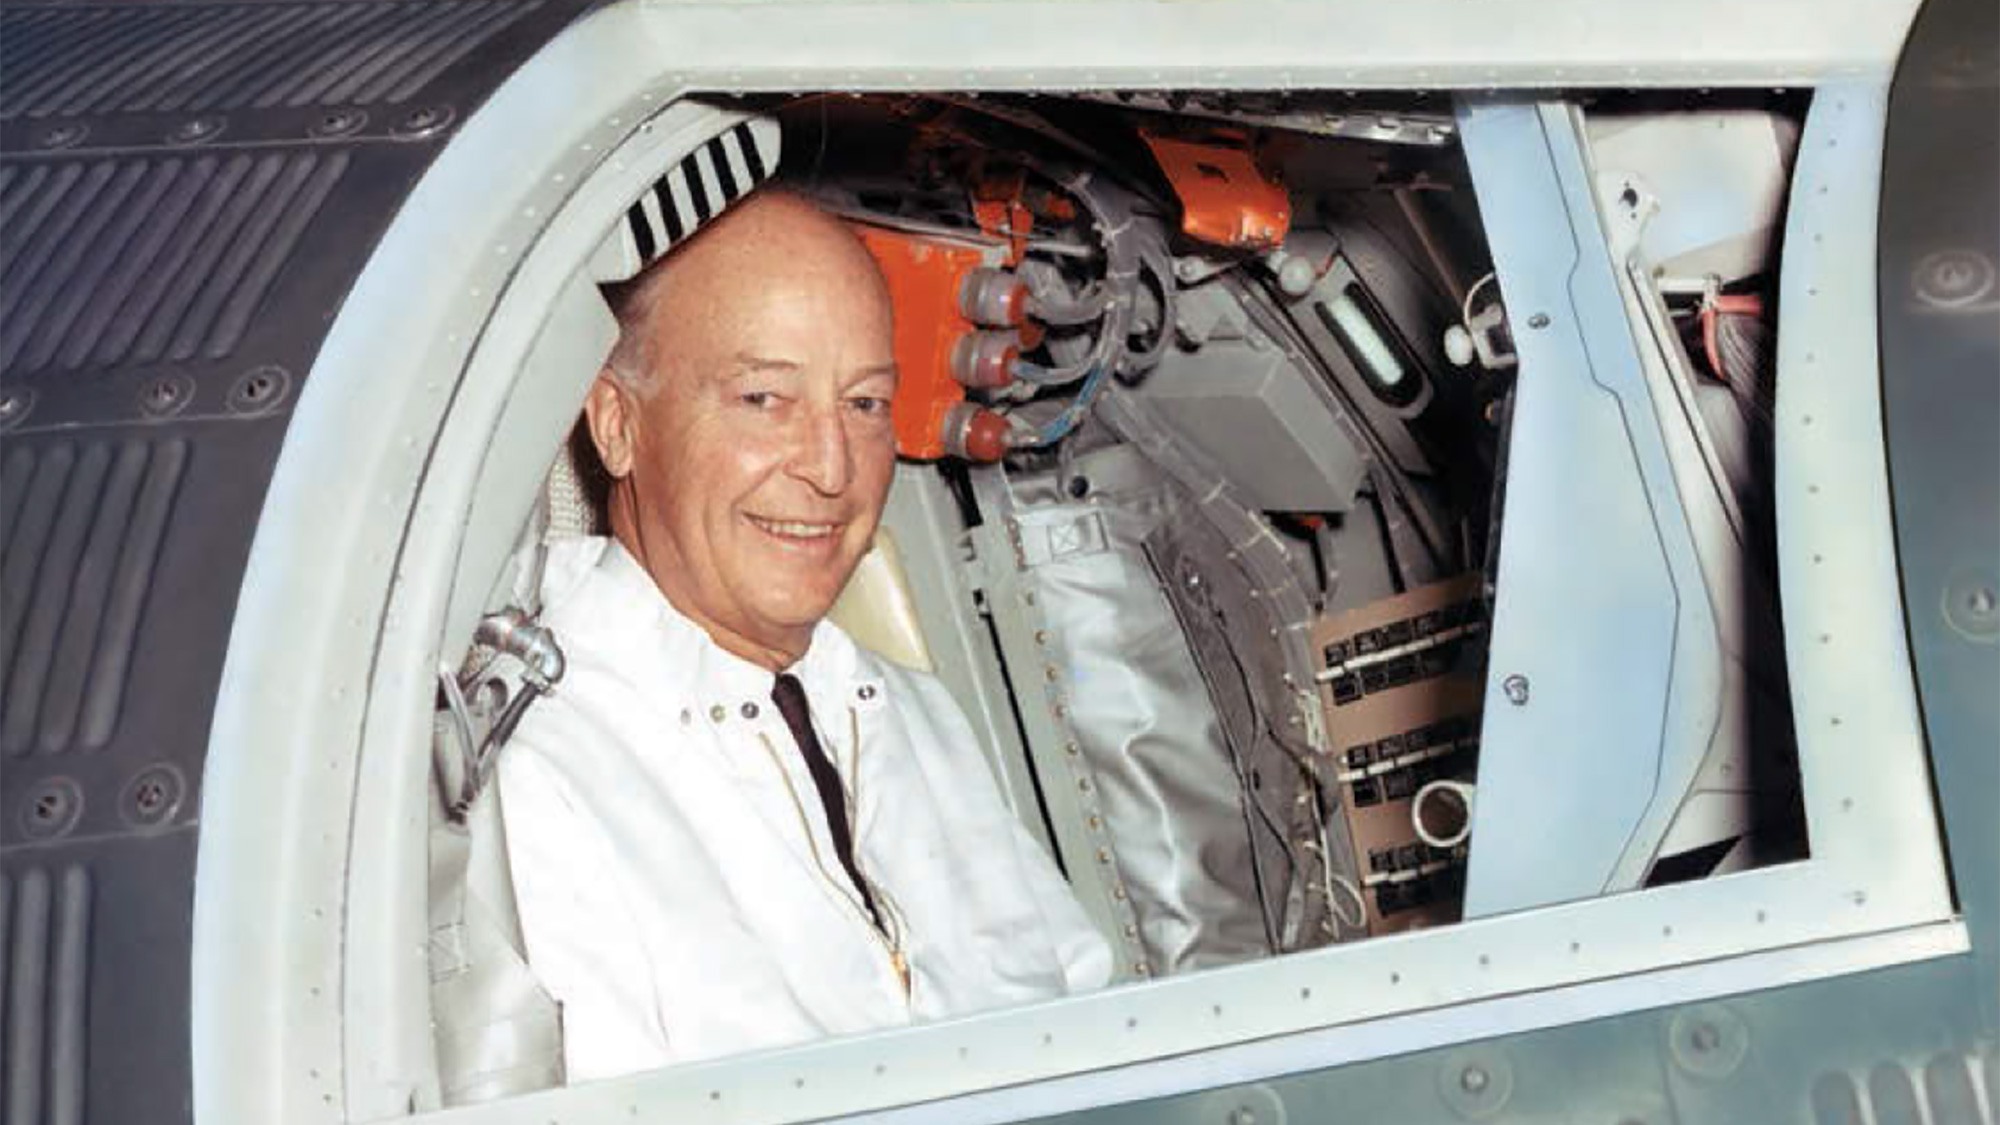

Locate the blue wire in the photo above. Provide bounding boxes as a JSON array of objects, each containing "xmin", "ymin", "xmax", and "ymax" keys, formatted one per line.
[{"xmin": 1026, "ymin": 362, "xmax": 1109, "ymax": 448}]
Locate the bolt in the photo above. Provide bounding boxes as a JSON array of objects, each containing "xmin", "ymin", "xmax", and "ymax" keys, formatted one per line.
[
  {"xmin": 1460, "ymin": 1065, "xmax": 1490, "ymax": 1093},
  {"xmin": 1527, "ymin": 312, "xmax": 1551, "ymax": 329},
  {"xmin": 136, "ymin": 781, "xmax": 166, "ymax": 811},
  {"xmin": 1502, "ymin": 674, "xmax": 1530, "ymax": 706},
  {"xmin": 1174, "ymin": 257, "xmax": 1204, "ymax": 282}
]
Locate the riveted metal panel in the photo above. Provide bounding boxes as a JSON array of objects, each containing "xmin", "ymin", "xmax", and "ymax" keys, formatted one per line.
[
  {"xmin": 0, "ymin": 3, "xmax": 593, "ymax": 1122},
  {"xmin": 0, "ymin": 2, "xmax": 544, "ymax": 121}
]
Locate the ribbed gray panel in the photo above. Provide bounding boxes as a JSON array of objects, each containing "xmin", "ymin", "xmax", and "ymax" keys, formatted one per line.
[
  {"xmin": 0, "ymin": 1, "xmax": 542, "ymax": 119},
  {"xmin": 0, "ymin": 154, "xmax": 348, "ymax": 378},
  {"xmin": 0, "ymin": 440, "xmax": 188, "ymax": 757},
  {"xmin": 1, "ymin": 866, "xmax": 90, "ymax": 1125}
]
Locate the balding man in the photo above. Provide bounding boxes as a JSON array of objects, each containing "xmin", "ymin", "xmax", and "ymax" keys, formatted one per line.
[{"xmin": 497, "ymin": 191, "xmax": 1112, "ymax": 1081}]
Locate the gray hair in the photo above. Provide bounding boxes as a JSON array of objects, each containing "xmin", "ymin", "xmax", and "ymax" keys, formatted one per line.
[{"xmin": 599, "ymin": 257, "xmax": 675, "ymax": 399}]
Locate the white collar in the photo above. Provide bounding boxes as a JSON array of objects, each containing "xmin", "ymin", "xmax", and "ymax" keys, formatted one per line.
[{"xmin": 542, "ymin": 536, "xmax": 867, "ymax": 704}]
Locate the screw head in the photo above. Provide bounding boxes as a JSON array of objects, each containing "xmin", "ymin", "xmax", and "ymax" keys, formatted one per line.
[
  {"xmin": 170, "ymin": 116, "xmax": 224, "ymax": 143},
  {"xmin": 1913, "ymin": 248, "xmax": 1994, "ymax": 309},
  {"xmin": 1502, "ymin": 674, "xmax": 1530, "ymax": 706},
  {"xmin": 19, "ymin": 777, "xmax": 84, "ymax": 840},
  {"xmin": 228, "ymin": 365, "xmax": 290, "ymax": 414},
  {"xmin": 39, "ymin": 123, "xmax": 86, "ymax": 149},
  {"xmin": 1943, "ymin": 570, "xmax": 2000, "ymax": 641},
  {"xmin": 1527, "ymin": 312, "xmax": 1551, "ymax": 329},
  {"xmin": 0, "ymin": 386, "xmax": 33, "ymax": 430},
  {"xmin": 1460, "ymin": 1065, "xmax": 1490, "ymax": 1093},
  {"xmin": 312, "ymin": 109, "xmax": 367, "ymax": 138},
  {"xmin": 140, "ymin": 374, "xmax": 194, "ymax": 419},
  {"xmin": 396, "ymin": 105, "xmax": 455, "ymax": 138}
]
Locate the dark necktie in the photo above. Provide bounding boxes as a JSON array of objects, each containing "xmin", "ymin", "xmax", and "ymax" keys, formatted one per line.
[{"xmin": 770, "ymin": 672, "xmax": 883, "ymax": 930}]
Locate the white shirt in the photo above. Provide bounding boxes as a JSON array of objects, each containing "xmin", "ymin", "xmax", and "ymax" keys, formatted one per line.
[{"xmin": 498, "ymin": 537, "xmax": 1112, "ymax": 1081}]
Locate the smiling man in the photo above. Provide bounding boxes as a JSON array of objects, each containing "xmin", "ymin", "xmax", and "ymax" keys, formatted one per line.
[{"xmin": 496, "ymin": 191, "xmax": 1111, "ymax": 1082}]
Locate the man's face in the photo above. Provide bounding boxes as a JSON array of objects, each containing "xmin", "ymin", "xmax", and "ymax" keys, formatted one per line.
[{"xmin": 594, "ymin": 203, "xmax": 898, "ymax": 667}]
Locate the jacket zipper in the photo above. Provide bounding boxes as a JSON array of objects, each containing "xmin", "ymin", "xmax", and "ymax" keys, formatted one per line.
[{"xmin": 752, "ymin": 729, "xmax": 911, "ymax": 1003}]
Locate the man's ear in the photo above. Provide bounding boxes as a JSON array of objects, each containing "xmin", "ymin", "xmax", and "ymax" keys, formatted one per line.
[{"xmin": 583, "ymin": 374, "xmax": 637, "ymax": 479}]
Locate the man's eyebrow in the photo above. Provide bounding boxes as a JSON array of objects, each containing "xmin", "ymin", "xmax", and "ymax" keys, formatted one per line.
[{"xmin": 728, "ymin": 354, "xmax": 803, "ymax": 376}]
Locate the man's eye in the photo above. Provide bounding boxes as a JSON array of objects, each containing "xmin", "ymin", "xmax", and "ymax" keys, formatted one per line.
[
  {"xmin": 848, "ymin": 396, "xmax": 892, "ymax": 416},
  {"xmin": 739, "ymin": 391, "xmax": 779, "ymax": 409}
]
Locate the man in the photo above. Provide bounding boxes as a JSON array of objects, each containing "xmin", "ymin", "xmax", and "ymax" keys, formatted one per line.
[{"xmin": 497, "ymin": 190, "xmax": 1112, "ymax": 1081}]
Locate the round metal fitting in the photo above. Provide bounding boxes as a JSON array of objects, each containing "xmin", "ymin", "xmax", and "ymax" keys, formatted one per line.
[
  {"xmin": 1196, "ymin": 1084, "xmax": 1286, "ymax": 1125},
  {"xmin": 227, "ymin": 365, "xmax": 290, "ymax": 415},
  {"xmin": 0, "ymin": 385, "xmax": 34, "ymax": 432},
  {"xmin": 139, "ymin": 374, "xmax": 195, "ymax": 419},
  {"xmin": 1668, "ymin": 1003, "xmax": 1749, "ymax": 1080},
  {"xmin": 169, "ymin": 115, "xmax": 225, "ymax": 144},
  {"xmin": 312, "ymin": 109, "xmax": 368, "ymax": 138},
  {"xmin": 19, "ymin": 777, "xmax": 84, "ymax": 841},
  {"xmin": 1502, "ymin": 674, "xmax": 1530, "ymax": 706},
  {"xmin": 39, "ymin": 123, "xmax": 87, "ymax": 150},
  {"xmin": 1912, "ymin": 248, "xmax": 1995, "ymax": 310},
  {"xmin": 1526, "ymin": 312, "xmax": 1551, "ymax": 329},
  {"xmin": 740, "ymin": 701, "xmax": 759, "ymax": 720},
  {"xmin": 1437, "ymin": 1048, "xmax": 1513, "ymax": 1119},
  {"xmin": 1942, "ymin": 568, "xmax": 1999, "ymax": 643},
  {"xmin": 119, "ymin": 764, "xmax": 186, "ymax": 829},
  {"xmin": 396, "ymin": 105, "xmax": 456, "ymax": 139}
]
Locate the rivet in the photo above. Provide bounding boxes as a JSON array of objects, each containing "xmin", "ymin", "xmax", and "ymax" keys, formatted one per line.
[
  {"xmin": 679, "ymin": 708, "xmax": 692, "ymax": 725},
  {"xmin": 1502, "ymin": 674, "xmax": 1530, "ymax": 706},
  {"xmin": 709, "ymin": 704, "xmax": 726, "ymax": 722},
  {"xmin": 1527, "ymin": 312, "xmax": 1551, "ymax": 329},
  {"xmin": 1461, "ymin": 1065, "xmax": 1490, "ymax": 1093},
  {"xmin": 858, "ymin": 683, "xmax": 877, "ymax": 701},
  {"xmin": 740, "ymin": 701, "xmax": 759, "ymax": 720}
]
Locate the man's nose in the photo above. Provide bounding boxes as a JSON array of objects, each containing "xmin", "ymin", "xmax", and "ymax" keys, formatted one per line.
[{"xmin": 789, "ymin": 402, "xmax": 852, "ymax": 496}]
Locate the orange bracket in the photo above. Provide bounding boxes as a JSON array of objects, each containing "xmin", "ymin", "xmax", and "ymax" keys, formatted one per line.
[
  {"xmin": 851, "ymin": 223, "xmax": 1008, "ymax": 460},
  {"xmin": 972, "ymin": 168, "xmax": 1035, "ymax": 266},
  {"xmin": 1139, "ymin": 130, "xmax": 1292, "ymax": 252}
]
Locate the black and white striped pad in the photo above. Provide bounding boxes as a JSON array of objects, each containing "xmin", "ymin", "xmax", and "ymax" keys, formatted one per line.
[{"xmin": 614, "ymin": 117, "xmax": 779, "ymax": 280}]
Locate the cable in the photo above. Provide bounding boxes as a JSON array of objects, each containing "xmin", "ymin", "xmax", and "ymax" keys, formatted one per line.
[
  {"xmin": 1019, "ymin": 259, "xmax": 1114, "ymax": 326},
  {"xmin": 1461, "ymin": 271, "xmax": 1498, "ymax": 329},
  {"xmin": 1016, "ymin": 361, "xmax": 1112, "ymax": 447},
  {"xmin": 1120, "ymin": 245, "xmax": 1178, "ymax": 374}
]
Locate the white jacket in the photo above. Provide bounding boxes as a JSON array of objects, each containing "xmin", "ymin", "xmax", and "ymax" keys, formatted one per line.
[{"xmin": 498, "ymin": 537, "xmax": 1112, "ymax": 1081}]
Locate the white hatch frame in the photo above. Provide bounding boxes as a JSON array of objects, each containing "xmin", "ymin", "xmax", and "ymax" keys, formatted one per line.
[{"xmin": 191, "ymin": 3, "xmax": 1960, "ymax": 1125}]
